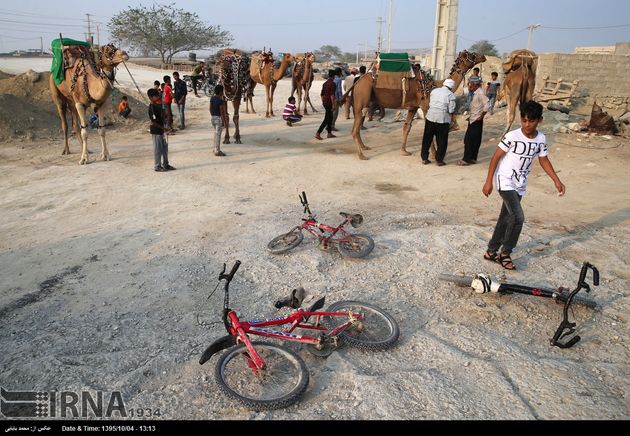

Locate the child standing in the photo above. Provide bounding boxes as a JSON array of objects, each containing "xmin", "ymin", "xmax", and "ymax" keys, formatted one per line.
[
  {"xmin": 485, "ymin": 72, "xmax": 501, "ymax": 115},
  {"xmin": 482, "ymin": 101, "xmax": 565, "ymax": 270},
  {"xmin": 147, "ymin": 88, "xmax": 175, "ymax": 172},
  {"xmin": 282, "ymin": 96, "xmax": 302, "ymax": 126},
  {"xmin": 209, "ymin": 85, "xmax": 229, "ymax": 157}
]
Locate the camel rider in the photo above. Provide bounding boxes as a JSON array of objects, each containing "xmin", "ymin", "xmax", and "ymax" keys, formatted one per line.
[{"xmin": 191, "ymin": 61, "xmax": 205, "ymax": 97}]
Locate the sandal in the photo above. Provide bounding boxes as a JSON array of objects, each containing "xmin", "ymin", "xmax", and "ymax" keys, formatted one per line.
[
  {"xmin": 498, "ymin": 252, "xmax": 516, "ymax": 270},
  {"xmin": 483, "ymin": 250, "xmax": 499, "ymax": 263}
]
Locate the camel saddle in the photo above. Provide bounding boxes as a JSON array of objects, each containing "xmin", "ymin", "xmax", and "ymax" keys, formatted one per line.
[
  {"xmin": 50, "ymin": 38, "xmax": 92, "ymax": 85},
  {"xmin": 502, "ymin": 49, "xmax": 538, "ymax": 75}
]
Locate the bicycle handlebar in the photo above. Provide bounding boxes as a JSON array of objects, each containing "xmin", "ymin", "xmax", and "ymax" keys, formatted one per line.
[
  {"xmin": 219, "ymin": 260, "xmax": 241, "ymax": 282},
  {"xmin": 299, "ymin": 191, "xmax": 312, "ymax": 215},
  {"xmin": 551, "ymin": 262, "xmax": 599, "ymax": 349}
]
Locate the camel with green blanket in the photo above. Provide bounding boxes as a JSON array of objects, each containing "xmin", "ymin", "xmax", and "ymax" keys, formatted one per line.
[
  {"xmin": 49, "ymin": 39, "xmax": 128, "ymax": 164},
  {"xmin": 345, "ymin": 50, "xmax": 486, "ymax": 160}
]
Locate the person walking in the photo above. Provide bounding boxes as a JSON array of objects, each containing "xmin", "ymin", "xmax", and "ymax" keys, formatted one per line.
[
  {"xmin": 315, "ymin": 69, "xmax": 337, "ymax": 140},
  {"xmin": 209, "ymin": 85, "xmax": 229, "ymax": 156},
  {"xmin": 420, "ymin": 78, "xmax": 456, "ymax": 166},
  {"xmin": 482, "ymin": 101, "xmax": 565, "ymax": 270},
  {"xmin": 485, "ymin": 72, "xmax": 501, "ymax": 115},
  {"xmin": 459, "ymin": 75, "xmax": 490, "ymax": 166},
  {"xmin": 172, "ymin": 71, "xmax": 187, "ymax": 130}
]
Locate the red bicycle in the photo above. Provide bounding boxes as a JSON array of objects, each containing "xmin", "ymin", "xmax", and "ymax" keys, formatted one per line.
[
  {"xmin": 267, "ymin": 192, "xmax": 374, "ymax": 258},
  {"xmin": 199, "ymin": 261, "xmax": 399, "ymax": 410}
]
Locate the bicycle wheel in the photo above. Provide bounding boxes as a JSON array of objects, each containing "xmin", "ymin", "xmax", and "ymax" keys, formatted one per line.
[
  {"xmin": 267, "ymin": 229, "xmax": 303, "ymax": 254},
  {"xmin": 214, "ymin": 342, "xmax": 309, "ymax": 411},
  {"xmin": 337, "ymin": 234, "xmax": 374, "ymax": 258},
  {"xmin": 203, "ymin": 82, "xmax": 214, "ymax": 97},
  {"xmin": 325, "ymin": 301, "xmax": 399, "ymax": 350},
  {"xmin": 438, "ymin": 274, "xmax": 473, "ymax": 287}
]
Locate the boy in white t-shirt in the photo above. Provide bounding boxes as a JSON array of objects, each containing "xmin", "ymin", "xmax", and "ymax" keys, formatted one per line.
[{"xmin": 482, "ymin": 101, "xmax": 566, "ymax": 270}]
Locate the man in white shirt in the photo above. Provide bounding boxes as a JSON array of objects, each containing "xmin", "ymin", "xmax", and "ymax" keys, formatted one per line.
[
  {"xmin": 420, "ymin": 78, "xmax": 456, "ymax": 166},
  {"xmin": 459, "ymin": 75, "xmax": 490, "ymax": 165}
]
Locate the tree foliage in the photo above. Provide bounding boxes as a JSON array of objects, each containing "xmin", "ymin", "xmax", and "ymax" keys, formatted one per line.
[
  {"xmin": 314, "ymin": 45, "xmax": 343, "ymax": 62},
  {"xmin": 469, "ymin": 40, "xmax": 499, "ymax": 57},
  {"xmin": 108, "ymin": 3, "xmax": 233, "ymax": 63}
]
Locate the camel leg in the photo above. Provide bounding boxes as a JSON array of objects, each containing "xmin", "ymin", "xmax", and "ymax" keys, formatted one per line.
[
  {"xmin": 297, "ymin": 85, "xmax": 304, "ymax": 115},
  {"xmin": 74, "ymin": 103, "xmax": 90, "ymax": 165},
  {"xmin": 306, "ymin": 83, "xmax": 318, "ymax": 113},
  {"xmin": 270, "ymin": 82, "xmax": 277, "ymax": 117},
  {"xmin": 350, "ymin": 105, "xmax": 368, "ymax": 160},
  {"xmin": 503, "ymin": 91, "xmax": 519, "ymax": 138},
  {"xmin": 223, "ymin": 105, "xmax": 231, "ymax": 144},
  {"xmin": 96, "ymin": 104, "xmax": 110, "ymax": 161},
  {"xmin": 265, "ymin": 84, "xmax": 271, "ymax": 118},
  {"xmin": 52, "ymin": 98, "xmax": 70, "ymax": 155},
  {"xmin": 233, "ymin": 102, "xmax": 242, "ymax": 144},
  {"xmin": 400, "ymin": 109, "xmax": 417, "ymax": 156}
]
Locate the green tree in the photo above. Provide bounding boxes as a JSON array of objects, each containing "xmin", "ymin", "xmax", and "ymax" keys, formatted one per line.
[
  {"xmin": 469, "ymin": 40, "xmax": 499, "ymax": 57},
  {"xmin": 314, "ymin": 45, "xmax": 343, "ymax": 62},
  {"xmin": 108, "ymin": 3, "xmax": 233, "ymax": 63}
]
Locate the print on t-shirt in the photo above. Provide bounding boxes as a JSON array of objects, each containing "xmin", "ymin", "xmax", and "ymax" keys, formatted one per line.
[{"xmin": 494, "ymin": 128, "xmax": 549, "ymax": 196}]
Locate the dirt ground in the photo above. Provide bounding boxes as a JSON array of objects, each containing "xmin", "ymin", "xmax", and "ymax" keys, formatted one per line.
[{"xmin": 0, "ymin": 58, "xmax": 628, "ymax": 420}]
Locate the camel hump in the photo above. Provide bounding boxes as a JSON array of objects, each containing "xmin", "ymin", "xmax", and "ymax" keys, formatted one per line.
[{"xmin": 502, "ymin": 49, "xmax": 538, "ymax": 74}]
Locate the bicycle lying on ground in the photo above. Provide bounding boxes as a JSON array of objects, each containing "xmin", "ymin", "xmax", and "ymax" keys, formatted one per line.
[
  {"xmin": 267, "ymin": 192, "xmax": 375, "ymax": 258},
  {"xmin": 439, "ymin": 261, "xmax": 599, "ymax": 348},
  {"xmin": 199, "ymin": 261, "xmax": 399, "ymax": 410}
]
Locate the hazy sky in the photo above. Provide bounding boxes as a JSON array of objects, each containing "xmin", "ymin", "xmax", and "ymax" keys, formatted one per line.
[{"xmin": 1, "ymin": 0, "xmax": 629, "ymax": 55}]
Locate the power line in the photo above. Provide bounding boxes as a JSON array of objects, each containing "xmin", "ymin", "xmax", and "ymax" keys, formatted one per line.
[
  {"xmin": 0, "ymin": 34, "xmax": 40, "ymax": 40},
  {"xmin": 0, "ymin": 18, "xmax": 85, "ymax": 28},
  {"xmin": 222, "ymin": 17, "xmax": 374, "ymax": 26},
  {"xmin": 542, "ymin": 23, "xmax": 630, "ymax": 30}
]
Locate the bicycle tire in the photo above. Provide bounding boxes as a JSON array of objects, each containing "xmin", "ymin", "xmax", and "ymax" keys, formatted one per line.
[
  {"xmin": 337, "ymin": 234, "xmax": 374, "ymax": 258},
  {"xmin": 214, "ymin": 342, "xmax": 309, "ymax": 411},
  {"xmin": 325, "ymin": 301, "xmax": 399, "ymax": 350},
  {"xmin": 203, "ymin": 83, "xmax": 214, "ymax": 97},
  {"xmin": 438, "ymin": 274, "xmax": 473, "ymax": 287},
  {"xmin": 267, "ymin": 229, "xmax": 304, "ymax": 254}
]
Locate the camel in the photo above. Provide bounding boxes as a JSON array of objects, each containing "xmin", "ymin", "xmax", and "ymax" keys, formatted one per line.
[
  {"xmin": 290, "ymin": 52, "xmax": 318, "ymax": 115},
  {"xmin": 246, "ymin": 50, "xmax": 293, "ymax": 117},
  {"xmin": 216, "ymin": 48, "xmax": 251, "ymax": 144},
  {"xmin": 498, "ymin": 49, "xmax": 538, "ymax": 136},
  {"xmin": 347, "ymin": 50, "xmax": 486, "ymax": 160},
  {"xmin": 50, "ymin": 42, "xmax": 128, "ymax": 164}
]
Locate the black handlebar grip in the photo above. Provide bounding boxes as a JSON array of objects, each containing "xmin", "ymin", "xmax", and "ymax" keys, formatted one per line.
[
  {"xmin": 591, "ymin": 266, "xmax": 600, "ymax": 286},
  {"xmin": 227, "ymin": 261, "xmax": 241, "ymax": 279},
  {"xmin": 302, "ymin": 191, "xmax": 308, "ymax": 204}
]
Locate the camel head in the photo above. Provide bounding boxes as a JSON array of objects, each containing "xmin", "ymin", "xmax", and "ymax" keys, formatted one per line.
[
  {"xmin": 281, "ymin": 52, "xmax": 294, "ymax": 64},
  {"xmin": 450, "ymin": 50, "xmax": 486, "ymax": 77},
  {"xmin": 99, "ymin": 44, "xmax": 129, "ymax": 70},
  {"xmin": 306, "ymin": 52, "xmax": 315, "ymax": 63}
]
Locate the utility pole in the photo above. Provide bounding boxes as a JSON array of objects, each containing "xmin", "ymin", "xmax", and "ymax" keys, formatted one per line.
[
  {"xmin": 527, "ymin": 24, "xmax": 541, "ymax": 50},
  {"xmin": 86, "ymin": 13, "xmax": 92, "ymax": 44},
  {"xmin": 377, "ymin": 16, "xmax": 384, "ymax": 52},
  {"xmin": 96, "ymin": 24, "xmax": 100, "ymax": 47},
  {"xmin": 387, "ymin": 0, "xmax": 393, "ymax": 52},
  {"xmin": 40, "ymin": 36, "xmax": 43, "ymax": 55},
  {"xmin": 431, "ymin": 0, "xmax": 459, "ymax": 80}
]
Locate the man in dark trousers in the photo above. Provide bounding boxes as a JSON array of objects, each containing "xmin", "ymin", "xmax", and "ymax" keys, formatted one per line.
[
  {"xmin": 420, "ymin": 78, "xmax": 456, "ymax": 166},
  {"xmin": 172, "ymin": 71, "xmax": 187, "ymax": 130},
  {"xmin": 459, "ymin": 75, "xmax": 489, "ymax": 165},
  {"xmin": 315, "ymin": 69, "xmax": 337, "ymax": 140}
]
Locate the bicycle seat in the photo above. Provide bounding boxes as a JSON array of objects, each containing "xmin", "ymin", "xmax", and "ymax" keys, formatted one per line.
[
  {"xmin": 340, "ymin": 212, "xmax": 364, "ymax": 228},
  {"xmin": 275, "ymin": 287, "xmax": 306, "ymax": 309}
]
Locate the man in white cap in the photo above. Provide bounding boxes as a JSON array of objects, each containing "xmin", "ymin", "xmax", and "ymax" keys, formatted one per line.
[
  {"xmin": 459, "ymin": 75, "xmax": 490, "ymax": 165},
  {"xmin": 420, "ymin": 78, "xmax": 457, "ymax": 166}
]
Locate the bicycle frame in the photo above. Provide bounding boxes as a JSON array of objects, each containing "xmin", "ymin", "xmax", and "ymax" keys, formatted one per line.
[
  {"xmin": 199, "ymin": 261, "xmax": 365, "ymax": 370},
  {"xmin": 296, "ymin": 191, "xmax": 358, "ymax": 247}
]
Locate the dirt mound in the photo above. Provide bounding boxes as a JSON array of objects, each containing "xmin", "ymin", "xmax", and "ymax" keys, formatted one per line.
[{"xmin": 0, "ymin": 70, "xmax": 147, "ymax": 143}]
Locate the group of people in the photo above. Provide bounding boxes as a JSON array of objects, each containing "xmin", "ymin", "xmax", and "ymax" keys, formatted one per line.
[
  {"xmin": 421, "ymin": 69, "xmax": 502, "ymax": 167},
  {"xmin": 142, "ymin": 63, "xmax": 565, "ymax": 271}
]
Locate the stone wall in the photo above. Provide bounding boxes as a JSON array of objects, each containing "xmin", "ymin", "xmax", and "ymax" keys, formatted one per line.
[{"xmin": 535, "ymin": 52, "xmax": 630, "ymax": 114}]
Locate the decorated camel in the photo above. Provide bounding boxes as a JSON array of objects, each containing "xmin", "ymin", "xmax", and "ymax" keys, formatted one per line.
[
  {"xmin": 498, "ymin": 49, "xmax": 538, "ymax": 136},
  {"xmin": 347, "ymin": 50, "xmax": 486, "ymax": 160},
  {"xmin": 216, "ymin": 48, "xmax": 251, "ymax": 144},
  {"xmin": 49, "ymin": 39, "xmax": 128, "ymax": 164},
  {"xmin": 246, "ymin": 50, "xmax": 293, "ymax": 117},
  {"xmin": 290, "ymin": 52, "xmax": 318, "ymax": 115}
]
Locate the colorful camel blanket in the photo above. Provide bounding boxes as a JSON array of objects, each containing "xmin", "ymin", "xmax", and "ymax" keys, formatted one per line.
[
  {"xmin": 377, "ymin": 53, "xmax": 411, "ymax": 73},
  {"xmin": 51, "ymin": 38, "xmax": 91, "ymax": 85}
]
